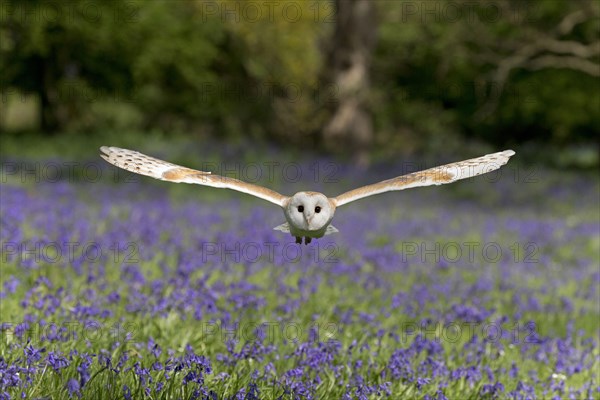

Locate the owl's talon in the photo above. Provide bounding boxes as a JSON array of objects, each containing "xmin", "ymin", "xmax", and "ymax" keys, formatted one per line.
[
  {"xmin": 304, "ymin": 237, "xmax": 312, "ymax": 245},
  {"xmin": 295, "ymin": 236, "xmax": 302, "ymax": 244}
]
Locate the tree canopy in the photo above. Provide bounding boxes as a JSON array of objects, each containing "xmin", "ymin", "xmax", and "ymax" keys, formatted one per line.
[{"xmin": 1, "ymin": 0, "xmax": 598, "ymax": 158}]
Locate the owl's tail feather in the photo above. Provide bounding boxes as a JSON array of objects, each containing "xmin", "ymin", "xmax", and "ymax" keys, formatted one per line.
[
  {"xmin": 324, "ymin": 225, "xmax": 339, "ymax": 235},
  {"xmin": 273, "ymin": 223, "xmax": 290, "ymax": 233},
  {"xmin": 273, "ymin": 223, "xmax": 340, "ymax": 236}
]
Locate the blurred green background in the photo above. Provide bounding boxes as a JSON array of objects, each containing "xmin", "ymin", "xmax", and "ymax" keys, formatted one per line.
[{"xmin": 1, "ymin": 0, "xmax": 598, "ymax": 167}]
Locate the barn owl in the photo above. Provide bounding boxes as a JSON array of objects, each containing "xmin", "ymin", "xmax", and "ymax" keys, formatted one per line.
[{"xmin": 100, "ymin": 147, "xmax": 515, "ymax": 244}]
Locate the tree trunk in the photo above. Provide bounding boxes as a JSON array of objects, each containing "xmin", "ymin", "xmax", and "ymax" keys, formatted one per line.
[
  {"xmin": 323, "ymin": 0, "xmax": 377, "ymax": 166},
  {"xmin": 39, "ymin": 59, "xmax": 60, "ymax": 133}
]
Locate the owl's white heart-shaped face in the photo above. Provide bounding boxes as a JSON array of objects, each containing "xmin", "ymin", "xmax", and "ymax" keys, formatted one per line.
[{"xmin": 286, "ymin": 192, "xmax": 335, "ymax": 232}]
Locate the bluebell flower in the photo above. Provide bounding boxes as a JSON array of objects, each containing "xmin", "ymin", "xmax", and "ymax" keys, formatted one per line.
[
  {"xmin": 24, "ymin": 343, "xmax": 45, "ymax": 364},
  {"xmin": 66, "ymin": 378, "xmax": 80, "ymax": 398},
  {"xmin": 76, "ymin": 358, "xmax": 91, "ymax": 388},
  {"xmin": 47, "ymin": 351, "xmax": 69, "ymax": 372},
  {"xmin": 122, "ymin": 384, "xmax": 132, "ymax": 400}
]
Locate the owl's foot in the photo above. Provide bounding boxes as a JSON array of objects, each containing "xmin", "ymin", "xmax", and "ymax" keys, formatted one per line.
[
  {"xmin": 304, "ymin": 237, "xmax": 312, "ymax": 245},
  {"xmin": 295, "ymin": 236, "xmax": 302, "ymax": 244}
]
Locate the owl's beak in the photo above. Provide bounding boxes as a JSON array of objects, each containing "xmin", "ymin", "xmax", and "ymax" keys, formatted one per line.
[{"xmin": 305, "ymin": 213, "xmax": 314, "ymax": 225}]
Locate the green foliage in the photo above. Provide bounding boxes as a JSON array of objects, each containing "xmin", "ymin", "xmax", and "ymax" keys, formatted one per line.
[
  {"xmin": 1, "ymin": 0, "xmax": 227, "ymax": 132},
  {"xmin": 373, "ymin": 0, "xmax": 600, "ymax": 154},
  {"xmin": 1, "ymin": 0, "xmax": 598, "ymax": 158}
]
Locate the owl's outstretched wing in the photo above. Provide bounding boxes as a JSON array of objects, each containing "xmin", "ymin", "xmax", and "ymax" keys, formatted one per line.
[
  {"xmin": 100, "ymin": 146, "xmax": 289, "ymax": 207},
  {"xmin": 333, "ymin": 150, "xmax": 515, "ymax": 207}
]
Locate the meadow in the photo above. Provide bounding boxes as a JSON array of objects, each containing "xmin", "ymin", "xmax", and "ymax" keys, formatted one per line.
[{"xmin": 1, "ymin": 148, "xmax": 599, "ymax": 399}]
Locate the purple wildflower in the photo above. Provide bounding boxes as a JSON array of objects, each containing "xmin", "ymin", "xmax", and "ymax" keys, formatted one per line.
[
  {"xmin": 66, "ymin": 378, "xmax": 80, "ymax": 398},
  {"xmin": 47, "ymin": 351, "xmax": 69, "ymax": 372}
]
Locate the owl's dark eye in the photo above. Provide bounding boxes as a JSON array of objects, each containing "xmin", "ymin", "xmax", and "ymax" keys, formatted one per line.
[
  {"xmin": 297, "ymin": 205, "xmax": 304, "ymax": 212},
  {"xmin": 315, "ymin": 206, "xmax": 321, "ymax": 213}
]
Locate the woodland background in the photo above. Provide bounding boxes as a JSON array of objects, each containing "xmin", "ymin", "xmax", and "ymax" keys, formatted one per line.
[{"xmin": 1, "ymin": 0, "xmax": 599, "ymax": 166}]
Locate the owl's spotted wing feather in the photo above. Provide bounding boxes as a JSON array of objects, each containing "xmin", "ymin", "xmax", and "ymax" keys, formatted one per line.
[
  {"xmin": 333, "ymin": 150, "xmax": 515, "ymax": 207},
  {"xmin": 100, "ymin": 146, "xmax": 288, "ymax": 207},
  {"xmin": 100, "ymin": 146, "xmax": 202, "ymax": 182}
]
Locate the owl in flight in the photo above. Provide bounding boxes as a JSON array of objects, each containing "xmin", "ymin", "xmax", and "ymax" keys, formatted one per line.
[{"xmin": 101, "ymin": 147, "xmax": 515, "ymax": 244}]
